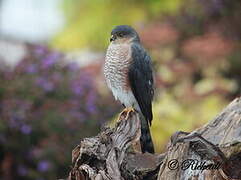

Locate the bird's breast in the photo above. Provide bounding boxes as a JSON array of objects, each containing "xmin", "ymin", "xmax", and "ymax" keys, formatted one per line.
[{"xmin": 104, "ymin": 43, "xmax": 132, "ymax": 93}]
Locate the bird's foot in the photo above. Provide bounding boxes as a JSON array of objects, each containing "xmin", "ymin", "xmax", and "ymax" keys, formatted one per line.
[
  {"xmin": 118, "ymin": 107, "xmax": 135, "ymax": 121},
  {"xmin": 125, "ymin": 107, "xmax": 135, "ymax": 120}
]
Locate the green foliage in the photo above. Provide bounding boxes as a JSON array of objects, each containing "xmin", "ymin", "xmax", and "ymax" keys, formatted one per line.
[
  {"xmin": 152, "ymin": 93, "xmax": 227, "ymax": 152},
  {"xmin": 52, "ymin": 0, "xmax": 182, "ymax": 50}
]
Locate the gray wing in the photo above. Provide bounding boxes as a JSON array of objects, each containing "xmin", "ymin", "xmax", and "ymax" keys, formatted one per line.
[{"xmin": 128, "ymin": 43, "xmax": 154, "ymax": 125}]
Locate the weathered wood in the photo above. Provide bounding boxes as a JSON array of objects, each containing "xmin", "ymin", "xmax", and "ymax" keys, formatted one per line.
[
  {"xmin": 68, "ymin": 111, "xmax": 163, "ymax": 180},
  {"xmin": 158, "ymin": 98, "xmax": 241, "ymax": 180},
  {"xmin": 66, "ymin": 98, "xmax": 241, "ymax": 180}
]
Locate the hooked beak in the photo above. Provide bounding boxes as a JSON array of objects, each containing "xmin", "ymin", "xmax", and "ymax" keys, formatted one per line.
[{"xmin": 110, "ymin": 35, "xmax": 116, "ymax": 42}]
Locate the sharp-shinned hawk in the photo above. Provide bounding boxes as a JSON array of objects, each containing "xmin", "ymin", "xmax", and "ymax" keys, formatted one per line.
[{"xmin": 104, "ymin": 25, "xmax": 154, "ymax": 153}]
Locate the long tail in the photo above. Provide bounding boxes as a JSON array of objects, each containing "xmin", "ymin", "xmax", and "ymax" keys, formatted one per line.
[{"xmin": 140, "ymin": 114, "xmax": 155, "ymax": 153}]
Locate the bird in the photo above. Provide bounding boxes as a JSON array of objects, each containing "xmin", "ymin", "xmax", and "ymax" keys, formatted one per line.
[{"xmin": 104, "ymin": 25, "xmax": 155, "ymax": 153}]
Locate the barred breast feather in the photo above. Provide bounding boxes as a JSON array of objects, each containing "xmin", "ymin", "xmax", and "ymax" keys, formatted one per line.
[{"xmin": 104, "ymin": 43, "xmax": 137, "ymax": 108}]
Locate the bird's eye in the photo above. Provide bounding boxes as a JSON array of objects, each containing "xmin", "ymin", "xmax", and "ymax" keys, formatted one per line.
[{"xmin": 118, "ymin": 33, "xmax": 124, "ymax": 37}]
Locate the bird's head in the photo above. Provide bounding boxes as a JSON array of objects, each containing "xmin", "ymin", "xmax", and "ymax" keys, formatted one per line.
[{"xmin": 110, "ymin": 25, "xmax": 140, "ymax": 44}]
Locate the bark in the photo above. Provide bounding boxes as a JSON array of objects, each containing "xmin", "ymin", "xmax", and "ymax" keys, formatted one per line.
[{"xmin": 66, "ymin": 97, "xmax": 241, "ymax": 180}]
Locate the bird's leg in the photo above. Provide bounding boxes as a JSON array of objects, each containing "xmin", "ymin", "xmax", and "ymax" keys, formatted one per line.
[{"xmin": 118, "ymin": 107, "xmax": 135, "ymax": 121}]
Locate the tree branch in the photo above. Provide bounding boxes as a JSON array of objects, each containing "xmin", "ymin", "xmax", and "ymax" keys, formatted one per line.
[{"xmin": 66, "ymin": 97, "xmax": 241, "ymax": 180}]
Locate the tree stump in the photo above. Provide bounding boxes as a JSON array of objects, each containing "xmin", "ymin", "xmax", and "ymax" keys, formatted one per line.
[{"xmin": 66, "ymin": 97, "xmax": 241, "ymax": 180}]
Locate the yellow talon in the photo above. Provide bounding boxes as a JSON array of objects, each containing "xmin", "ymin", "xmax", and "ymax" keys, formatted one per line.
[
  {"xmin": 125, "ymin": 107, "xmax": 135, "ymax": 120},
  {"xmin": 118, "ymin": 107, "xmax": 135, "ymax": 121}
]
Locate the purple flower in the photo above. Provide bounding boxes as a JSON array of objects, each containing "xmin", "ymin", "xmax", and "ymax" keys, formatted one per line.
[
  {"xmin": 26, "ymin": 64, "xmax": 37, "ymax": 74},
  {"xmin": 71, "ymin": 81, "xmax": 83, "ymax": 96},
  {"xmin": 70, "ymin": 72, "xmax": 94, "ymax": 96},
  {"xmin": 36, "ymin": 77, "xmax": 54, "ymax": 92},
  {"xmin": 43, "ymin": 81, "xmax": 54, "ymax": 91},
  {"xmin": 34, "ymin": 45, "xmax": 47, "ymax": 56},
  {"xmin": 67, "ymin": 62, "xmax": 79, "ymax": 71},
  {"xmin": 37, "ymin": 160, "xmax": 51, "ymax": 172},
  {"xmin": 21, "ymin": 124, "xmax": 32, "ymax": 134},
  {"xmin": 41, "ymin": 52, "xmax": 60, "ymax": 69},
  {"xmin": 87, "ymin": 104, "xmax": 97, "ymax": 114},
  {"xmin": 17, "ymin": 165, "xmax": 28, "ymax": 176},
  {"xmin": 9, "ymin": 115, "xmax": 22, "ymax": 128},
  {"xmin": 86, "ymin": 91, "xmax": 97, "ymax": 114}
]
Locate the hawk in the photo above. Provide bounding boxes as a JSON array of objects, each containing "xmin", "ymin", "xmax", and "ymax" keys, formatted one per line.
[{"xmin": 104, "ymin": 25, "xmax": 154, "ymax": 153}]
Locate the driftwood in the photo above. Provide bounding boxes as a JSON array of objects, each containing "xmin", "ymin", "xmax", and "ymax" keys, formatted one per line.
[{"xmin": 66, "ymin": 97, "xmax": 241, "ymax": 180}]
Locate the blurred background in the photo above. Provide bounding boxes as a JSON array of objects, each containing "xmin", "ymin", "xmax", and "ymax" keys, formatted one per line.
[{"xmin": 0, "ymin": 0, "xmax": 240, "ymax": 179}]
